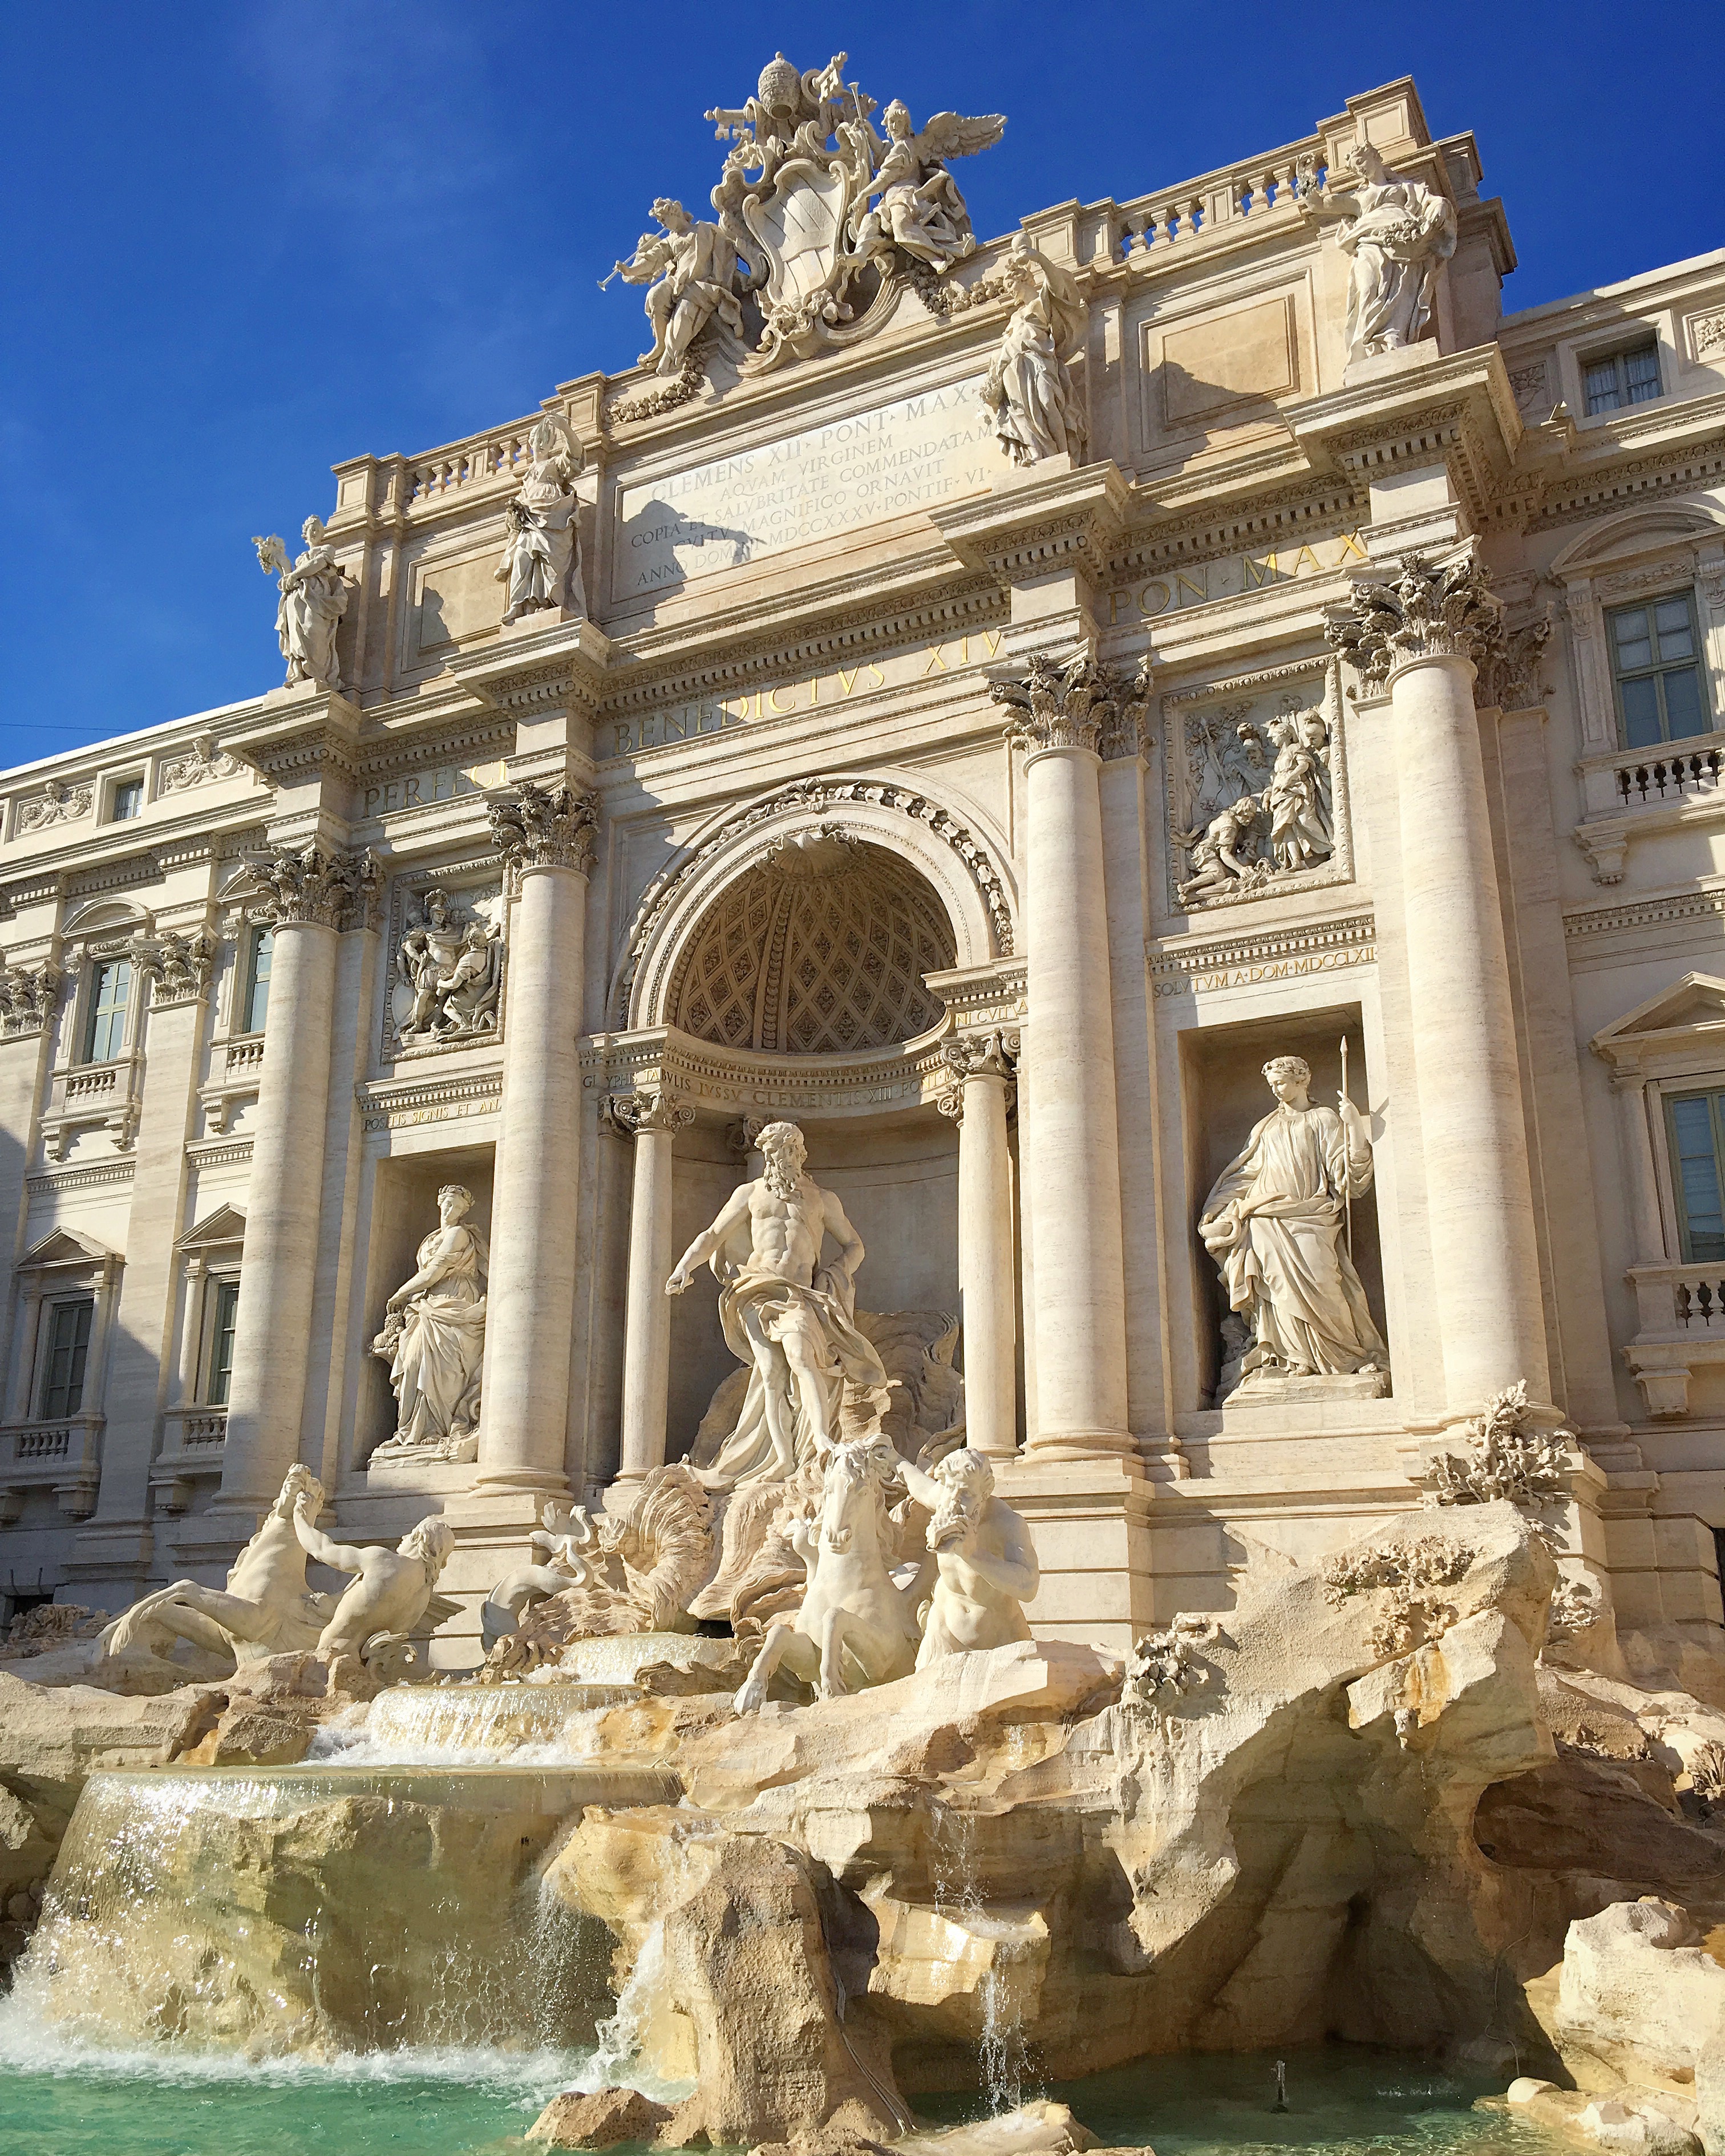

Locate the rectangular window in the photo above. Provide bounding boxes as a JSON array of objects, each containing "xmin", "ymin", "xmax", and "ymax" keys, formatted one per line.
[
  {"xmin": 242, "ymin": 928, "xmax": 272, "ymax": 1035},
  {"xmin": 82, "ymin": 958, "xmax": 131, "ymax": 1063},
  {"xmin": 1609, "ymin": 592, "xmax": 1710, "ymax": 749},
  {"xmin": 110, "ymin": 779, "xmax": 143, "ymax": 822},
  {"xmin": 205, "ymin": 1279, "xmax": 241, "ymax": 1405},
  {"xmin": 1667, "ymin": 1091, "xmax": 1725, "ymax": 1263},
  {"xmin": 1584, "ymin": 340, "xmax": 1662, "ymax": 416},
  {"xmin": 38, "ymin": 1298, "xmax": 93, "ymax": 1419}
]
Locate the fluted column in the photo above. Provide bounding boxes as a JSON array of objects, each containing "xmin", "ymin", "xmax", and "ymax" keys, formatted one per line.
[
  {"xmin": 939, "ymin": 1034, "xmax": 1018, "ymax": 1458},
  {"xmin": 990, "ymin": 653, "xmax": 1132, "ymax": 1456},
  {"xmin": 218, "ymin": 848, "xmax": 379, "ymax": 1512},
  {"xmin": 477, "ymin": 781, "xmax": 597, "ymax": 1493},
  {"xmin": 611, "ymin": 1088, "xmax": 694, "ymax": 1485},
  {"xmin": 1330, "ymin": 550, "xmax": 1552, "ymax": 1417}
]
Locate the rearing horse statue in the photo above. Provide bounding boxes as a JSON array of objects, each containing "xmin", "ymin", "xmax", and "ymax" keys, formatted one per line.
[{"xmin": 734, "ymin": 1426, "xmax": 930, "ymax": 1713}]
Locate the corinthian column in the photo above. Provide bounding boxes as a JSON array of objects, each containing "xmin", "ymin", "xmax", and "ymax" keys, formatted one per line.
[
  {"xmin": 218, "ymin": 846, "xmax": 380, "ymax": 1513},
  {"xmin": 1329, "ymin": 550, "xmax": 1551, "ymax": 1417},
  {"xmin": 477, "ymin": 780, "xmax": 597, "ymax": 1493},
  {"xmin": 939, "ymin": 1033, "xmax": 1019, "ymax": 1458},
  {"xmin": 990, "ymin": 653, "xmax": 1132, "ymax": 1457},
  {"xmin": 610, "ymin": 1087, "xmax": 695, "ymax": 1486}
]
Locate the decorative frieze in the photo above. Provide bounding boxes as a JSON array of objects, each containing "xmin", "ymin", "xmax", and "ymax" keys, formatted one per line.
[
  {"xmin": 242, "ymin": 844, "xmax": 383, "ymax": 931},
  {"xmin": 159, "ymin": 735, "xmax": 243, "ymax": 792},
  {"xmin": 1325, "ymin": 548, "xmax": 1500, "ymax": 687},
  {"xmin": 1150, "ymin": 911, "xmax": 1376, "ymax": 997},
  {"xmin": 0, "ymin": 957, "xmax": 65, "ymax": 1038},
  {"xmin": 488, "ymin": 779, "xmax": 598, "ymax": 876},
  {"xmin": 14, "ymin": 780, "xmax": 92, "ymax": 837},
  {"xmin": 359, "ymin": 1070, "xmax": 504, "ymax": 1136}
]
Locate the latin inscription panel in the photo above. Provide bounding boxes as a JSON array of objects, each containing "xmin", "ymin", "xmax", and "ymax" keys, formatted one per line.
[{"xmin": 613, "ymin": 377, "xmax": 993, "ymax": 599}]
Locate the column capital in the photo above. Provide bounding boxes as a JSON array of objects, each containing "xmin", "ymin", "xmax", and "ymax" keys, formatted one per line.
[
  {"xmin": 1325, "ymin": 545, "xmax": 1500, "ymax": 691},
  {"xmin": 126, "ymin": 925, "xmax": 218, "ymax": 1007},
  {"xmin": 937, "ymin": 1029, "xmax": 1018, "ymax": 1119},
  {"xmin": 489, "ymin": 777, "xmax": 599, "ymax": 877},
  {"xmin": 240, "ymin": 842, "xmax": 382, "ymax": 931},
  {"xmin": 0, "ymin": 954, "xmax": 65, "ymax": 1038},
  {"xmin": 602, "ymin": 1086, "xmax": 695, "ymax": 1139},
  {"xmin": 990, "ymin": 647, "xmax": 1149, "ymax": 759}
]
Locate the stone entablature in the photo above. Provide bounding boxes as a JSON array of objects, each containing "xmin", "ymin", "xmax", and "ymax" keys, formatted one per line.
[{"xmin": 0, "ymin": 71, "xmax": 1722, "ymax": 1685}]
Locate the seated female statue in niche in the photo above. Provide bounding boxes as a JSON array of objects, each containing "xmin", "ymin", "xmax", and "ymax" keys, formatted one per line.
[
  {"xmin": 369, "ymin": 1184, "xmax": 488, "ymax": 1465},
  {"xmin": 1199, "ymin": 1055, "xmax": 1387, "ymax": 1397}
]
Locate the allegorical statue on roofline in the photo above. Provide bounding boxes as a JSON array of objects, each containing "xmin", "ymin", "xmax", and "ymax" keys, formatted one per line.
[{"xmin": 605, "ymin": 52, "xmax": 1005, "ymax": 380}]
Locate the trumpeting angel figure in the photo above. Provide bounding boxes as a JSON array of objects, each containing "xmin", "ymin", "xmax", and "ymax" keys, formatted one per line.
[{"xmin": 849, "ymin": 100, "xmax": 1005, "ymax": 275}]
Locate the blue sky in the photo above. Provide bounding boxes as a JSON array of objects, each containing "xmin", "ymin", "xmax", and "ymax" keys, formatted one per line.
[{"xmin": 2, "ymin": 1, "xmax": 1720, "ymax": 770}]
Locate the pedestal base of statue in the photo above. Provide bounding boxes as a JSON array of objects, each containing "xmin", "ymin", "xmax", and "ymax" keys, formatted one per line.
[
  {"xmin": 1218, "ymin": 1368, "xmax": 1391, "ymax": 1409},
  {"xmin": 995, "ymin": 1448, "xmax": 1153, "ymax": 1657},
  {"xmin": 1341, "ymin": 338, "xmax": 1444, "ymax": 390}
]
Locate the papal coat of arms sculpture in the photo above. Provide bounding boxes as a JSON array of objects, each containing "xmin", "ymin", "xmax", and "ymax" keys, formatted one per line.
[{"xmin": 604, "ymin": 51, "xmax": 1006, "ymax": 382}]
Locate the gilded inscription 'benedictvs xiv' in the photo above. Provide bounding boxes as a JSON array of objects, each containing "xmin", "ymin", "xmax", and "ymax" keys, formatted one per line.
[{"xmin": 1, "ymin": 63, "xmax": 1723, "ymax": 1727}]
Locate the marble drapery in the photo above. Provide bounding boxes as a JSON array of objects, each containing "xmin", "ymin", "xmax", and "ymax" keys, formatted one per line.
[
  {"xmin": 1201, "ymin": 1093, "xmax": 1385, "ymax": 1383},
  {"xmin": 370, "ymin": 1188, "xmax": 488, "ymax": 1463}
]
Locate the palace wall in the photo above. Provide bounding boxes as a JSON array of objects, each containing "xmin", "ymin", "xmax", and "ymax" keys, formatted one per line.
[{"xmin": 2, "ymin": 70, "xmax": 1723, "ymax": 1680}]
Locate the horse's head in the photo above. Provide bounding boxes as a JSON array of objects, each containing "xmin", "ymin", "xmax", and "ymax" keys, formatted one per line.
[{"xmin": 818, "ymin": 1432, "xmax": 898, "ymax": 1555}]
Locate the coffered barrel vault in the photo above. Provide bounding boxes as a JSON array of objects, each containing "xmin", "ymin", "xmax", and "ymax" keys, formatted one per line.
[{"xmin": 1, "ymin": 67, "xmax": 1722, "ymax": 1693}]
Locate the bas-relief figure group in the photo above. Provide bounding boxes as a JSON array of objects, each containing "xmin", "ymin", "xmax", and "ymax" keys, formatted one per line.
[{"xmin": 392, "ymin": 885, "xmax": 503, "ymax": 1049}]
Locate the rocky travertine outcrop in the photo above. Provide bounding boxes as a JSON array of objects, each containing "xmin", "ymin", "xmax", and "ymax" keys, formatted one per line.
[
  {"xmin": 1553, "ymin": 1900, "xmax": 1725, "ymax": 2092},
  {"xmin": 554, "ymin": 1501, "xmax": 1562, "ymax": 2100},
  {"xmin": 0, "ymin": 1668, "xmax": 205, "ymax": 1965}
]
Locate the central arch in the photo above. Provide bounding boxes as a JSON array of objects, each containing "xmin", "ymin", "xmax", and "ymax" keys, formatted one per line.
[
  {"xmin": 612, "ymin": 773, "xmax": 1016, "ymax": 1035},
  {"xmin": 666, "ymin": 832, "xmax": 957, "ymax": 1055}
]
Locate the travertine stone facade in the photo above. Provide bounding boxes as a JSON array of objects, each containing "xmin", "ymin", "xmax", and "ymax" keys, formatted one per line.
[{"xmin": 3, "ymin": 73, "xmax": 1723, "ymax": 1682}]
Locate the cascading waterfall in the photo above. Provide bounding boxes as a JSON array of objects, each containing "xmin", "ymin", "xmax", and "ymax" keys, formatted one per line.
[
  {"xmin": 928, "ymin": 1797, "xmax": 1035, "ymax": 2114},
  {"xmin": 10, "ymin": 1763, "xmax": 672, "ymax": 2058}
]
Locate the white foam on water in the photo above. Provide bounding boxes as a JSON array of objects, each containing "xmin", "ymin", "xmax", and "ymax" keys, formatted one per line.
[{"xmin": 0, "ymin": 1993, "xmax": 589, "ymax": 2096}]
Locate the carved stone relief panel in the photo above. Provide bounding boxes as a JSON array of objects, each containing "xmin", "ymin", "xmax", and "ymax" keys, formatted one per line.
[
  {"xmin": 1162, "ymin": 655, "xmax": 1351, "ymax": 914},
  {"xmin": 382, "ymin": 866, "xmax": 507, "ymax": 1063}
]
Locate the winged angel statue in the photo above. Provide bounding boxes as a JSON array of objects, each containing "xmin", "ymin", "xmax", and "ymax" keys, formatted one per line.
[{"xmin": 606, "ymin": 52, "xmax": 1005, "ymax": 375}]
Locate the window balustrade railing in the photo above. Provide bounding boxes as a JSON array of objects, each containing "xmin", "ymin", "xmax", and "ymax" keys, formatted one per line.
[{"xmin": 1614, "ymin": 748, "xmax": 1725, "ymax": 807}]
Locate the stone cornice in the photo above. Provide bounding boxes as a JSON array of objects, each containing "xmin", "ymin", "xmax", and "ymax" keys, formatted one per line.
[
  {"xmin": 215, "ymin": 687, "xmax": 365, "ymax": 789},
  {"xmin": 447, "ymin": 616, "xmax": 613, "ymax": 720},
  {"xmin": 930, "ymin": 460, "xmax": 1133, "ymax": 594}
]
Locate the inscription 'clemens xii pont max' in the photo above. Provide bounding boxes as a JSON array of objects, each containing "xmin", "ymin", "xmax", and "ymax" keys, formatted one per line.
[{"xmin": 613, "ymin": 379, "xmax": 994, "ymax": 598}]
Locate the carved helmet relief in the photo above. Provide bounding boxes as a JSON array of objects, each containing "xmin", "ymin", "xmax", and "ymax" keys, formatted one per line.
[{"xmin": 667, "ymin": 834, "xmax": 955, "ymax": 1053}]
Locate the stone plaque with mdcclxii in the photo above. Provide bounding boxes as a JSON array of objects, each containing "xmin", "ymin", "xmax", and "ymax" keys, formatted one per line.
[{"xmin": 612, "ymin": 376, "xmax": 994, "ymax": 599}]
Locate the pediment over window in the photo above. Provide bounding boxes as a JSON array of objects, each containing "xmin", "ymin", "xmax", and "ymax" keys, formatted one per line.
[
  {"xmin": 1552, "ymin": 502, "xmax": 1725, "ymax": 578},
  {"xmin": 17, "ymin": 1225, "xmax": 121, "ymax": 1286},
  {"xmin": 1592, "ymin": 972, "xmax": 1725, "ymax": 1071},
  {"xmin": 176, "ymin": 1203, "xmax": 246, "ymax": 1253}
]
